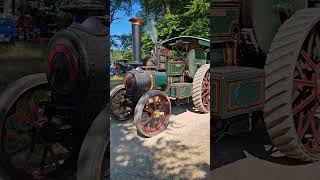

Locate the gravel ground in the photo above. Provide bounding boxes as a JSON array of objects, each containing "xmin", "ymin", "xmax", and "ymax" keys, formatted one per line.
[
  {"xmin": 110, "ymin": 103, "xmax": 210, "ymax": 179},
  {"xmin": 212, "ymin": 130, "xmax": 320, "ymax": 180}
]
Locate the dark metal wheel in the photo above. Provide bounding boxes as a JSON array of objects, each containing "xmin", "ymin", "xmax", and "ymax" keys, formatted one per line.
[
  {"xmin": 264, "ymin": 8, "xmax": 320, "ymax": 161},
  {"xmin": 134, "ymin": 91, "xmax": 171, "ymax": 138},
  {"xmin": 0, "ymin": 74, "xmax": 72, "ymax": 179},
  {"xmin": 110, "ymin": 85, "xmax": 133, "ymax": 121},
  {"xmin": 77, "ymin": 106, "xmax": 109, "ymax": 180},
  {"xmin": 192, "ymin": 64, "xmax": 210, "ymax": 113}
]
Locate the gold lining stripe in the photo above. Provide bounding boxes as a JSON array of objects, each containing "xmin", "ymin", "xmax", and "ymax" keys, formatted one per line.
[{"xmin": 148, "ymin": 72, "xmax": 154, "ymax": 90}]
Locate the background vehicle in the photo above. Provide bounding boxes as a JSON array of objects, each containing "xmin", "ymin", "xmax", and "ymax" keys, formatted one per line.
[
  {"xmin": 0, "ymin": 17, "xmax": 17, "ymax": 43},
  {"xmin": 110, "ymin": 18, "xmax": 210, "ymax": 137},
  {"xmin": 212, "ymin": 0, "xmax": 320, "ymax": 161},
  {"xmin": 110, "ymin": 65, "xmax": 116, "ymax": 76},
  {"xmin": 0, "ymin": 1, "xmax": 109, "ymax": 179}
]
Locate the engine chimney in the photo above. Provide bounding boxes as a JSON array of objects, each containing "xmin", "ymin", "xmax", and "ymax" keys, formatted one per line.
[{"xmin": 129, "ymin": 18, "xmax": 144, "ymax": 67}]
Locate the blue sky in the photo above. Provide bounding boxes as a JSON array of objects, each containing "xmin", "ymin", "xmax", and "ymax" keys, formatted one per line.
[{"xmin": 111, "ymin": 4, "xmax": 141, "ymax": 36}]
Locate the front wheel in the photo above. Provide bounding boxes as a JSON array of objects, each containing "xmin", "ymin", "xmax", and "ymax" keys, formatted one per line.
[
  {"xmin": 0, "ymin": 73, "xmax": 72, "ymax": 179},
  {"xmin": 134, "ymin": 91, "xmax": 171, "ymax": 138},
  {"xmin": 77, "ymin": 106, "xmax": 109, "ymax": 180}
]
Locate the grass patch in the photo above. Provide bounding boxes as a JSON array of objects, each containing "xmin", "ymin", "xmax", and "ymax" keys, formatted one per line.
[
  {"xmin": 0, "ymin": 42, "xmax": 46, "ymax": 93},
  {"xmin": 110, "ymin": 75, "xmax": 124, "ymax": 89},
  {"xmin": 0, "ymin": 42, "xmax": 45, "ymax": 61}
]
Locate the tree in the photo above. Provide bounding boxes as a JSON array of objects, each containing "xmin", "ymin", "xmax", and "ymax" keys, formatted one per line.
[
  {"xmin": 142, "ymin": 0, "xmax": 210, "ymax": 58},
  {"xmin": 111, "ymin": 0, "xmax": 210, "ymax": 64}
]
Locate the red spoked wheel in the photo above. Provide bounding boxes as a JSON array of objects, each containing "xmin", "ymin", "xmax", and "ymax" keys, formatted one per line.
[
  {"xmin": 0, "ymin": 74, "xmax": 72, "ymax": 179},
  {"xmin": 264, "ymin": 9, "xmax": 320, "ymax": 161},
  {"xmin": 110, "ymin": 85, "xmax": 133, "ymax": 121},
  {"xmin": 292, "ymin": 22, "xmax": 320, "ymax": 156},
  {"xmin": 134, "ymin": 91, "xmax": 171, "ymax": 138}
]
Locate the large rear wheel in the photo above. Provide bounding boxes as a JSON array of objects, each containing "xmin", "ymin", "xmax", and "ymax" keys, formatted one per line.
[
  {"xmin": 264, "ymin": 8, "xmax": 320, "ymax": 161},
  {"xmin": 192, "ymin": 64, "xmax": 210, "ymax": 113}
]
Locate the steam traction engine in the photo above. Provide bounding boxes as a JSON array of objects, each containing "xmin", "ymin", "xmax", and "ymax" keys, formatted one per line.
[
  {"xmin": 212, "ymin": 0, "xmax": 320, "ymax": 161},
  {"xmin": 0, "ymin": 0, "xmax": 109, "ymax": 179},
  {"xmin": 111, "ymin": 18, "xmax": 210, "ymax": 137}
]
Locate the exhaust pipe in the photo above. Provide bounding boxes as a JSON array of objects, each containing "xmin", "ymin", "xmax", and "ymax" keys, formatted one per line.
[{"xmin": 129, "ymin": 18, "xmax": 144, "ymax": 67}]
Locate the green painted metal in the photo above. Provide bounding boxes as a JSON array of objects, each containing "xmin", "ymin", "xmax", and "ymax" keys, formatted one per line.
[
  {"xmin": 166, "ymin": 61, "xmax": 185, "ymax": 76},
  {"xmin": 187, "ymin": 48, "xmax": 207, "ymax": 78},
  {"xmin": 212, "ymin": 79, "xmax": 218, "ymax": 114},
  {"xmin": 212, "ymin": 66, "xmax": 264, "ymax": 119},
  {"xmin": 211, "ymin": 45, "xmax": 225, "ymax": 66},
  {"xmin": 199, "ymin": 39, "xmax": 210, "ymax": 47},
  {"xmin": 168, "ymin": 83, "xmax": 193, "ymax": 99},
  {"xmin": 172, "ymin": 76, "xmax": 182, "ymax": 83},
  {"xmin": 210, "ymin": 0, "xmax": 308, "ymax": 119},
  {"xmin": 161, "ymin": 36, "xmax": 210, "ymax": 52},
  {"xmin": 211, "ymin": 9, "xmax": 238, "ymax": 37},
  {"xmin": 150, "ymin": 71, "xmax": 168, "ymax": 88}
]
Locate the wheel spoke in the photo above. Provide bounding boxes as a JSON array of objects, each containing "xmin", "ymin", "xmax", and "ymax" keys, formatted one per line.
[
  {"xmin": 298, "ymin": 112, "xmax": 305, "ymax": 140},
  {"xmin": 293, "ymin": 79, "xmax": 316, "ymax": 87},
  {"xmin": 28, "ymin": 96, "xmax": 38, "ymax": 121},
  {"xmin": 300, "ymin": 111, "xmax": 313, "ymax": 140},
  {"xmin": 293, "ymin": 89, "xmax": 302, "ymax": 102},
  {"xmin": 202, "ymin": 90, "xmax": 210, "ymax": 97},
  {"xmin": 293, "ymin": 90, "xmax": 316, "ymax": 115},
  {"xmin": 296, "ymin": 61, "xmax": 307, "ymax": 80},
  {"xmin": 15, "ymin": 111, "xmax": 34, "ymax": 124},
  {"xmin": 301, "ymin": 50, "xmax": 319, "ymax": 73},
  {"xmin": 153, "ymin": 97, "xmax": 157, "ymax": 110},
  {"xmin": 143, "ymin": 108, "xmax": 153, "ymax": 114},
  {"xmin": 307, "ymin": 33, "xmax": 315, "ymax": 54},
  {"xmin": 310, "ymin": 115, "xmax": 320, "ymax": 145}
]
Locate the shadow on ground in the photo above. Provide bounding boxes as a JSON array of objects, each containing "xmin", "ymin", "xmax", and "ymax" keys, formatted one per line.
[
  {"xmin": 111, "ymin": 103, "xmax": 210, "ymax": 179},
  {"xmin": 212, "ymin": 119, "xmax": 312, "ymax": 171}
]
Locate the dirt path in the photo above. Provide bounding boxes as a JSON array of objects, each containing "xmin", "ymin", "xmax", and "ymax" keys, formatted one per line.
[
  {"xmin": 110, "ymin": 104, "xmax": 210, "ymax": 179},
  {"xmin": 212, "ymin": 131, "xmax": 320, "ymax": 180}
]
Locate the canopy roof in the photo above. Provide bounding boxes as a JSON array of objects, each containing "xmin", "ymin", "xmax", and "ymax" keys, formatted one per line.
[{"xmin": 161, "ymin": 36, "xmax": 210, "ymax": 51}]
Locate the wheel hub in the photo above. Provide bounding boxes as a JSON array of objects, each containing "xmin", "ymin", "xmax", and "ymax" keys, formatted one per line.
[{"xmin": 153, "ymin": 110, "xmax": 162, "ymax": 118}]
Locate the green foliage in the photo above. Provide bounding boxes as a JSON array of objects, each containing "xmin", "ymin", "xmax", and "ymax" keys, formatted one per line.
[
  {"xmin": 142, "ymin": 0, "xmax": 210, "ymax": 58},
  {"xmin": 111, "ymin": 49, "xmax": 133, "ymax": 63},
  {"xmin": 111, "ymin": 34, "xmax": 132, "ymax": 50},
  {"xmin": 111, "ymin": 0, "xmax": 210, "ymax": 63},
  {"xmin": 21, "ymin": 0, "xmax": 71, "ymax": 12},
  {"xmin": 141, "ymin": 34, "xmax": 154, "ymax": 64}
]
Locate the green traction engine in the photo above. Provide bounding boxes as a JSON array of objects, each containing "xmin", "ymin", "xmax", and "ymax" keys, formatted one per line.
[
  {"xmin": 111, "ymin": 18, "xmax": 210, "ymax": 137},
  {"xmin": 212, "ymin": 0, "xmax": 320, "ymax": 161}
]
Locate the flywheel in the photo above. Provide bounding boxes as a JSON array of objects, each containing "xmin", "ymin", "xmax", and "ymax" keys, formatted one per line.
[{"xmin": 264, "ymin": 8, "xmax": 320, "ymax": 161}]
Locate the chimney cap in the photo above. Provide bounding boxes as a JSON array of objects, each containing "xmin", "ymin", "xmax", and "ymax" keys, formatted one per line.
[{"xmin": 129, "ymin": 18, "xmax": 144, "ymax": 25}]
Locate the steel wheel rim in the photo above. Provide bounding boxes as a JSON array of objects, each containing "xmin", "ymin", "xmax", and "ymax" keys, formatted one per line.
[
  {"xmin": 293, "ymin": 22, "xmax": 320, "ymax": 156},
  {"xmin": 101, "ymin": 141, "xmax": 109, "ymax": 179},
  {"xmin": 111, "ymin": 89, "xmax": 133, "ymax": 120},
  {"xmin": 202, "ymin": 71, "xmax": 210, "ymax": 111},
  {"xmin": 1, "ymin": 85, "xmax": 71, "ymax": 179},
  {"xmin": 141, "ymin": 94, "xmax": 170, "ymax": 135}
]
